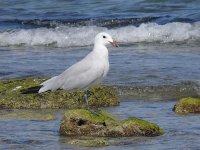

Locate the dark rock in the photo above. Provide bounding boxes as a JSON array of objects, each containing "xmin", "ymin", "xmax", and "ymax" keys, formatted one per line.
[{"xmin": 60, "ymin": 109, "xmax": 164, "ymax": 137}]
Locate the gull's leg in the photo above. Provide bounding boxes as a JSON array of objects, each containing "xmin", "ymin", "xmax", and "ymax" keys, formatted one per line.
[
  {"xmin": 83, "ymin": 90, "xmax": 99, "ymax": 114},
  {"xmin": 84, "ymin": 90, "xmax": 89, "ymax": 109}
]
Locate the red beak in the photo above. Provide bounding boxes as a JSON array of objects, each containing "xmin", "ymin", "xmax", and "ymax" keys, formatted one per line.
[{"xmin": 110, "ymin": 40, "xmax": 119, "ymax": 47}]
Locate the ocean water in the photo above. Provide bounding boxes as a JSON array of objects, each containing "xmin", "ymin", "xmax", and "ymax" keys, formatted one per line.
[{"xmin": 0, "ymin": 0, "xmax": 200, "ymax": 149}]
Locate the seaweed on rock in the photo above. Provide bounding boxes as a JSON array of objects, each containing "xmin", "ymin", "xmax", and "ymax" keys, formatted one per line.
[
  {"xmin": 60, "ymin": 109, "xmax": 164, "ymax": 137},
  {"xmin": 0, "ymin": 78, "xmax": 119, "ymax": 109}
]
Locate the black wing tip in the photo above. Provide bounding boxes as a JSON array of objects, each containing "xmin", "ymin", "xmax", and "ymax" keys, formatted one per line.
[{"xmin": 20, "ymin": 86, "xmax": 42, "ymax": 94}]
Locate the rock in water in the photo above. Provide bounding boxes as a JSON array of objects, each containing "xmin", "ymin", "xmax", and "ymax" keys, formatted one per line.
[
  {"xmin": 67, "ymin": 138, "xmax": 109, "ymax": 147},
  {"xmin": 0, "ymin": 111, "xmax": 55, "ymax": 120},
  {"xmin": 60, "ymin": 109, "xmax": 164, "ymax": 137},
  {"xmin": 0, "ymin": 78, "xmax": 119, "ymax": 109},
  {"xmin": 173, "ymin": 97, "xmax": 200, "ymax": 114}
]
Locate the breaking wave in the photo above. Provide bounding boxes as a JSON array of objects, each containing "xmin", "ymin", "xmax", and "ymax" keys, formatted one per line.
[
  {"xmin": 1, "ymin": 17, "xmax": 158, "ymax": 28},
  {"xmin": 0, "ymin": 22, "xmax": 200, "ymax": 47}
]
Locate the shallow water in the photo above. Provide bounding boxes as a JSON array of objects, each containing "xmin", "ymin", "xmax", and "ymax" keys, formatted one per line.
[
  {"xmin": 0, "ymin": 100, "xmax": 200, "ymax": 150},
  {"xmin": 1, "ymin": 44, "xmax": 200, "ymax": 87}
]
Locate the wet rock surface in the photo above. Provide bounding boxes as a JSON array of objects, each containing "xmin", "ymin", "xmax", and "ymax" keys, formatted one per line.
[
  {"xmin": 67, "ymin": 138, "xmax": 109, "ymax": 147},
  {"xmin": 60, "ymin": 109, "xmax": 164, "ymax": 137},
  {"xmin": 173, "ymin": 97, "xmax": 200, "ymax": 114},
  {"xmin": 113, "ymin": 81, "xmax": 199, "ymax": 100},
  {"xmin": 0, "ymin": 110, "xmax": 55, "ymax": 120},
  {"xmin": 0, "ymin": 78, "xmax": 119, "ymax": 109}
]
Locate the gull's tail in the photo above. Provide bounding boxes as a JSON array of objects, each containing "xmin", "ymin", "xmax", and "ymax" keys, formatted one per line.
[
  {"xmin": 38, "ymin": 76, "xmax": 61, "ymax": 93},
  {"xmin": 38, "ymin": 85, "xmax": 49, "ymax": 93},
  {"xmin": 21, "ymin": 86, "xmax": 41, "ymax": 94}
]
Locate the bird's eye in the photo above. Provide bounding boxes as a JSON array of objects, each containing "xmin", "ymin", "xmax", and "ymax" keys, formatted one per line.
[{"xmin": 103, "ymin": 36, "xmax": 106, "ymax": 38}]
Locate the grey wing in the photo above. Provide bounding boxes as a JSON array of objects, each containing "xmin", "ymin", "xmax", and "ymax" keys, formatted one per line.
[
  {"xmin": 39, "ymin": 52, "xmax": 104, "ymax": 93},
  {"xmin": 39, "ymin": 56, "xmax": 91, "ymax": 93},
  {"xmin": 38, "ymin": 56, "xmax": 93, "ymax": 93},
  {"xmin": 61, "ymin": 59, "xmax": 104, "ymax": 90}
]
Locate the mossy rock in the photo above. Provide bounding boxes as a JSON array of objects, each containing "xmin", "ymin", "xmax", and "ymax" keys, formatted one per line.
[
  {"xmin": 60, "ymin": 109, "xmax": 164, "ymax": 137},
  {"xmin": 173, "ymin": 97, "xmax": 200, "ymax": 114},
  {"xmin": 0, "ymin": 78, "xmax": 119, "ymax": 109},
  {"xmin": 0, "ymin": 111, "xmax": 55, "ymax": 120},
  {"xmin": 68, "ymin": 138, "xmax": 109, "ymax": 147}
]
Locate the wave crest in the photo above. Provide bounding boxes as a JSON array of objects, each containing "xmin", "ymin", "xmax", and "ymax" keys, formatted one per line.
[{"xmin": 0, "ymin": 22, "xmax": 199, "ymax": 47}]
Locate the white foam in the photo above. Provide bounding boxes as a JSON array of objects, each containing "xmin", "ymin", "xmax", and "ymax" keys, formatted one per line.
[
  {"xmin": 0, "ymin": 22, "xmax": 199, "ymax": 47},
  {"xmin": 111, "ymin": 22, "xmax": 200, "ymax": 43}
]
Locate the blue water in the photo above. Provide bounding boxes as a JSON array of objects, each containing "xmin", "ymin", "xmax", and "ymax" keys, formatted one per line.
[
  {"xmin": 0, "ymin": 0, "xmax": 200, "ymax": 149},
  {"xmin": 1, "ymin": 101, "xmax": 200, "ymax": 150},
  {"xmin": 0, "ymin": 0, "xmax": 200, "ymax": 26}
]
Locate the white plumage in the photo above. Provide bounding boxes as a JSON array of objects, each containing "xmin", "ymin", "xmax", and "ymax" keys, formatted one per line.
[{"xmin": 38, "ymin": 32, "xmax": 118, "ymax": 93}]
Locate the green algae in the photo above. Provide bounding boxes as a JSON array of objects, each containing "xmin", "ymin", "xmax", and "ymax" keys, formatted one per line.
[
  {"xmin": 0, "ymin": 111, "xmax": 55, "ymax": 120},
  {"xmin": 0, "ymin": 78, "xmax": 119, "ymax": 109},
  {"xmin": 120, "ymin": 118, "xmax": 164, "ymax": 136},
  {"xmin": 173, "ymin": 97, "xmax": 200, "ymax": 114},
  {"xmin": 87, "ymin": 84, "xmax": 119, "ymax": 107},
  {"xmin": 60, "ymin": 109, "xmax": 164, "ymax": 137},
  {"xmin": 68, "ymin": 138, "xmax": 109, "ymax": 147}
]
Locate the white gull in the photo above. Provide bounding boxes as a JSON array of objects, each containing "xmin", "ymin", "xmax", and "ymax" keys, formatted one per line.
[{"xmin": 39, "ymin": 32, "xmax": 118, "ymax": 94}]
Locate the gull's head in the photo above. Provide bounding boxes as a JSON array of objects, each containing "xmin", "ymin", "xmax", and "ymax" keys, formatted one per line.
[{"xmin": 94, "ymin": 32, "xmax": 118, "ymax": 47}]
